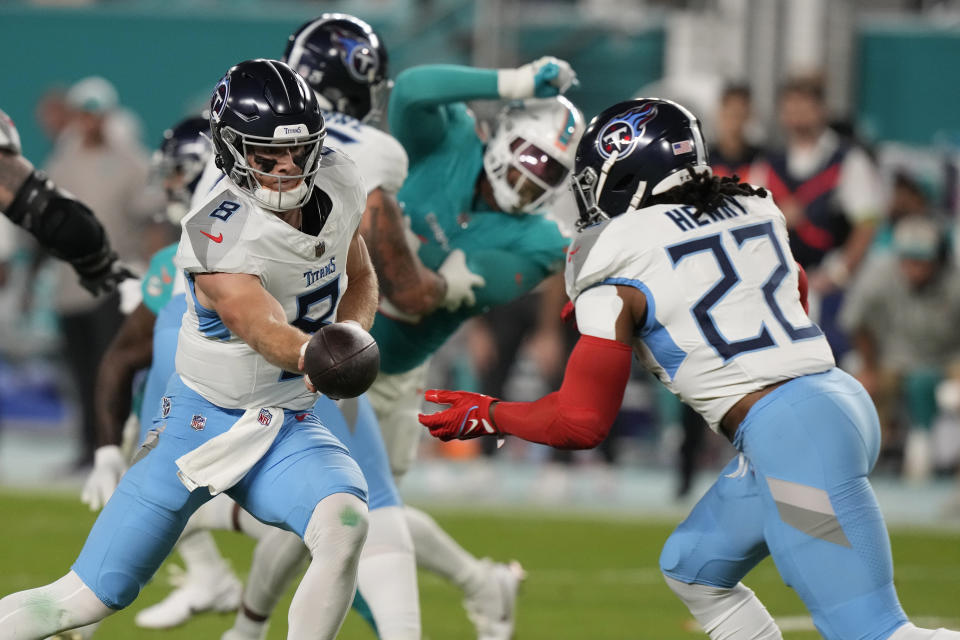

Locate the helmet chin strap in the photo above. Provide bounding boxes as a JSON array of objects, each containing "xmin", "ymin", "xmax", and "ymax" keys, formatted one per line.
[{"xmin": 252, "ymin": 181, "xmax": 310, "ymax": 211}]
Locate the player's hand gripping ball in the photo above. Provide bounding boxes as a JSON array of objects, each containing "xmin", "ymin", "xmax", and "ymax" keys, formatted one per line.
[{"xmin": 299, "ymin": 321, "xmax": 380, "ymax": 399}]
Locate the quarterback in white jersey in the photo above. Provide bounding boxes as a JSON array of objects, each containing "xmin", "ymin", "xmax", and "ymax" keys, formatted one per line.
[
  {"xmin": 0, "ymin": 60, "xmax": 377, "ymax": 640},
  {"xmin": 420, "ymin": 99, "xmax": 960, "ymax": 640},
  {"xmin": 177, "ymin": 147, "xmax": 365, "ymax": 410}
]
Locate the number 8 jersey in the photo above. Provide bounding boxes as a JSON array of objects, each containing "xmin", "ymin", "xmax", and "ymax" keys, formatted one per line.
[
  {"xmin": 175, "ymin": 149, "xmax": 366, "ymax": 411},
  {"xmin": 565, "ymin": 192, "xmax": 835, "ymax": 432}
]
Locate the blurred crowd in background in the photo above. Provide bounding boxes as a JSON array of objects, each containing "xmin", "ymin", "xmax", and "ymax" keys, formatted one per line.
[{"xmin": 2, "ymin": 0, "xmax": 960, "ymax": 502}]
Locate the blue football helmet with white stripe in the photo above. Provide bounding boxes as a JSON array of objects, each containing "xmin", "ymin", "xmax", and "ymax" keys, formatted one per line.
[
  {"xmin": 572, "ymin": 98, "xmax": 710, "ymax": 229},
  {"xmin": 283, "ymin": 13, "xmax": 390, "ymax": 123}
]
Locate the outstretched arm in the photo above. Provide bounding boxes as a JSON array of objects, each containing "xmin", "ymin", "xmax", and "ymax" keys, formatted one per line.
[
  {"xmin": 195, "ymin": 272, "xmax": 309, "ymax": 373},
  {"xmin": 360, "ymin": 187, "xmax": 447, "ymax": 315},
  {"xmin": 420, "ymin": 284, "xmax": 645, "ymax": 449},
  {"xmin": 389, "ymin": 59, "xmax": 575, "ymax": 159}
]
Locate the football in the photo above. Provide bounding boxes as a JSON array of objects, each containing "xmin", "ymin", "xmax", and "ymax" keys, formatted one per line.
[{"xmin": 303, "ymin": 322, "xmax": 380, "ymax": 400}]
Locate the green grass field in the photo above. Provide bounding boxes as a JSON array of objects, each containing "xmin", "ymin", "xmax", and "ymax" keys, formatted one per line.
[{"xmin": 1, "ymin": 491, "xmax": 958, "ymax": 639}]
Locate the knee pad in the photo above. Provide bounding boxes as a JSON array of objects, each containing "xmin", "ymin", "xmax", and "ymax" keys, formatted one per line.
[
  {"xmin": 303, "ymin": 493, "xmax": 369, "ymax": 561},
  {"xmin": 660, "ymin": 527, "xmax": 704, "ymax": 583}
]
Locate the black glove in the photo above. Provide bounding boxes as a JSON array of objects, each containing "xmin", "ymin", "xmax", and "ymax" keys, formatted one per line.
[{"xmin": 71, "ymin": 247, "xmax": 134, "ymax": 296}]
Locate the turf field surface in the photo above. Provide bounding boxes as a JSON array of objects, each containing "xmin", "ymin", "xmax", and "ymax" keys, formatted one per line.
[{"xmin": 1, "ymin": 490, "xmax": 958, "ymax": 639}]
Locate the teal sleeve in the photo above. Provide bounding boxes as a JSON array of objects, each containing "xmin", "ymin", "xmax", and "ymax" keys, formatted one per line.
[
  {"xmin": 140, "ymin": 243, "xmax": 178, "ymax": 314},
  {"xmin": 388, "ymin": 65, "xmax": 499, "ymax": 160},
  {"xmin": 466, "ymin": 248, "xmax": 564, "ymax": 309}
]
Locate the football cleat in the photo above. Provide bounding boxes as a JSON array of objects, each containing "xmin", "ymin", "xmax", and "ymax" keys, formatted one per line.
[
  {"xmin": 134, "ymin": 563, "xmax": 242, "ymax": 629},
  {"xmin": 463, "ymin": 559, "xmax": 527, "ymax": 640}
]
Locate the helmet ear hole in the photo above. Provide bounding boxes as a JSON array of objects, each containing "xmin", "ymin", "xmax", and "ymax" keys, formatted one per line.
[{"xmin": 611, "ymin": 174, "xmax": 634, "ymax": 192}]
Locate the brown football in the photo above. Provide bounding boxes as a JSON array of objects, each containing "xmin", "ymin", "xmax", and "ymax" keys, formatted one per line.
[{"xmin": 303, "ymin": 322, "xmax": 380, "ymax": 400}]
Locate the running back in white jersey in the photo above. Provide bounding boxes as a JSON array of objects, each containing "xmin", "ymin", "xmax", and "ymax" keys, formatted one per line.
[
  {"xmin": 175, "ymin": 148, "xmax": 366, "ymax": 410},
  {"xmin": 565, "ymin": 193, "xmax": 835, "ymax": 431},
  {"xmin": 190, "ymin": 109, "xmax": 408, "ymax": 208}
]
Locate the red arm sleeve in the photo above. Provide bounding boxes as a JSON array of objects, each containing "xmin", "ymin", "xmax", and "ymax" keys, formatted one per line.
[{"xmin": 492, "ymin": 335, "xmax": 633, "ymax": 449}]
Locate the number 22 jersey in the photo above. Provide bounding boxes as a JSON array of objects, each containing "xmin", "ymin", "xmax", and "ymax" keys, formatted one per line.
[{"xmin": 565, "ymin": 193, "xmax": 835, "ymax": 431}]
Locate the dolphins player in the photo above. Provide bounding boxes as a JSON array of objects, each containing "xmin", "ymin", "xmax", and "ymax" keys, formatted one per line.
[{"xmin": 420, "ymin": 98, "xmax": 960, "ymax": 640}]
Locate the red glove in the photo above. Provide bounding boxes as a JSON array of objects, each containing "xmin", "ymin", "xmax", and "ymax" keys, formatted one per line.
[{"xmin": 419, "ymin": 390, "xmax": 501, "ymax": 441}]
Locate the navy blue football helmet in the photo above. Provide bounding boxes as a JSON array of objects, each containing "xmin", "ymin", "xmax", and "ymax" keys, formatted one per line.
[
  {"xmin": 283, "ymin": 13, "xmax": 390, "ymax": 123},
  {"xmin": 154, "ymin": 115, "xmax": 212, "ymax": 223},
  {"xmin": 210, "ymin": 59, "xmax": 325, "ymax": 211},
  {"xmin": 572, "ymin": 98, "xmax": 710, "ymax": 228}
]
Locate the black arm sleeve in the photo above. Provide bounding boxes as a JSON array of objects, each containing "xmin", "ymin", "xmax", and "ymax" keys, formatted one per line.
[{"xmin": 5, "ymin": 169, "xmax": 111, "ymax": 263}]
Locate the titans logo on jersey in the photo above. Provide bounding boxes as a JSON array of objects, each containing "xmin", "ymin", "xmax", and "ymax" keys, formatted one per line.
[{"xmin": 597, "ymin": 103, "xmax": 658, "ymax": 159}]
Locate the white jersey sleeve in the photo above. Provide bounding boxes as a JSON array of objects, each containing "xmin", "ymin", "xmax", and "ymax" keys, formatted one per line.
[
  {"xmin": 177, "ymin": 181, "xmax": 266, "ymax": 277},
  {"xmin": 0, "ymin": 108, "xmax": 22, "ymax": 154},
  {"xmin": 175, "ymin": 149, "xmax": 366, "ymax": 411},
  {"xmin": 321, "ymin": 111, "xmax": 408, "ymax": 194},
  {"xmin": 565, "ymin": 194, "xmax": 835, "ymax": 431},
  {"xmin": 190, "ymin": 155, "xmax": 228, "ymax": 211}
]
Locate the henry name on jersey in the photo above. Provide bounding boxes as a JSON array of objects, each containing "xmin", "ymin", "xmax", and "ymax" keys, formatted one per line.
[
  {"xmin": 175, "ymin": 148, "xmax": 366, "ymax": 411},
  {"xmin": 566, "ymin": 193, "xmax": 834, "ymax": 431}
]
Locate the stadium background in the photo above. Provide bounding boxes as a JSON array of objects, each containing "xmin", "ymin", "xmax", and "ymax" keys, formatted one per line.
[{"xmin": 2, "ymin": 0, "xmax": 960, "ymax": 638}]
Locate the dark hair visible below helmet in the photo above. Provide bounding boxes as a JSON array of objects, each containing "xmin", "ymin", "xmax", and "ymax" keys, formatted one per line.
[
  {"xmin": 154, "ymin": 115, "xmax": 212, "ymax": 223},
  {"xmin": 209, "ymin": 58, "xmax": 325, "ymax": 212},
  {"xmin": 283, "ymin": 13, "xmax": 390, "ymax": 123},
  {"xmin": 571, "ymin": 98, "xmax": 710, "ymax": 228}
]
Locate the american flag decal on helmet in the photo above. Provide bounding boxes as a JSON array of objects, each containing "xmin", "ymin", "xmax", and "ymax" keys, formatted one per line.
[{"xmin": 672, "ymin": 140, "xmax": 694, "ymax": 155}]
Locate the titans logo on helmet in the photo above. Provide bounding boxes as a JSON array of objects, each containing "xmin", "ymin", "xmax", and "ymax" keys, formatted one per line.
[
  {"xmin": 331, "ymin": 30, "xmax": 379, "ymax": 82},
  {"xmin": 596, "ymin": 103, "xmax": 658, "ymax": 160},
  {"xmin": 211, "ymin": 76, "xmax": 230, "ymax": 123}
]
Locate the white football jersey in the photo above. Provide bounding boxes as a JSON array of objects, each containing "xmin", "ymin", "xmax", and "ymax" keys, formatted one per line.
[
  {"xmin": 190, "ymin": 109, "xmax": 407, "ymax": 208},
  {"xmin": 566, "ymin": 193, "xmax": 835, "ymax": 431},
  {"xmin": 0, "ymin": 108, "xmax": 22, "ymax": 154},
  {"xmin": 175, "ymin": 148, "xmax": 366, "ymax": 410}
]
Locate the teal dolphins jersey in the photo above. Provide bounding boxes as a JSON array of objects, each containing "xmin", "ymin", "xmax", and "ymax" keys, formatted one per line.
[
  {"xmin": 140, "ymin": 243, "xmax": 179, "ymax": 314},
  {"xmin": 373, "ymin": 64, "xmax": 569, "ymax": 374}
]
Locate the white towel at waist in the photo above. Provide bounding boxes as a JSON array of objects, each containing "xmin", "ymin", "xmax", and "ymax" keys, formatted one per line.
[{"xmin": 176, "ymin": 406, "xmax": 283, "ymax": 495}]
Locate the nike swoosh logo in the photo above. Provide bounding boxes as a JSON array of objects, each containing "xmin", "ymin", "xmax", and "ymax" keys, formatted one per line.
[
  {"xmin": 160, "ymin": 267, "xmax": 172, "ymax": 284},
  {"xmin": 461, "ymin": 415, "xmax": 495, "ymax": 436},
  {"xmin": 200, "ymin": 230, "xmax": 223, "ymax": 243}
]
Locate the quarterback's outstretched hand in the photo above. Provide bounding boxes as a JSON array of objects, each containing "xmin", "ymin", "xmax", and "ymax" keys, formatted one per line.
[
  {"xmin": 81, "ymin": 445, "xmax": 127, "ymax": 511},
  {"xmin": 439, "ymin": 249, "xmax": 486, "ymax": 311},
  {"xmin": 498, "ymin": 56, "xmax": 578, "ymax": 100},
  {"xmin": 419, "ymin": 390, "xmax": 501, "ymax": 441}
]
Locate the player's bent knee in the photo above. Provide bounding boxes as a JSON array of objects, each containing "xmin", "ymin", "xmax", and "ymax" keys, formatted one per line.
[
  {"xmin": 659, "ymin": 528, "xmax": 702, "ymax": 583},
  {"xmin": 303, "ymin": 493, "xmax": 369, "ymax": 564},
  {"xmin": 95, "ymin": 570, "xmax": 142, "ymax": 610}
]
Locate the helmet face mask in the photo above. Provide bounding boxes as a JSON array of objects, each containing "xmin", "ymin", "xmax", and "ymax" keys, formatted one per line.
[
  {"xmin": 219, "ymin": 126, "xmax": 325, "ymax": 211},
  {"xmin": 483, "ymin": 97, "xmax": 585, "ymax": 215},
  {"xmin": 210, "ymin": 59, "xmax": 326, "ymax": 212},
  {"xmin": 572, "ymin": 98, "xmax": 710, "ymax": 229},
  {"xmin": 284, "ymin": 13, "xmax": 390, "ymax": 124},
  {"xmin": 152, "ymin": 115, "xmax": 212, "ymax": 223}
]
